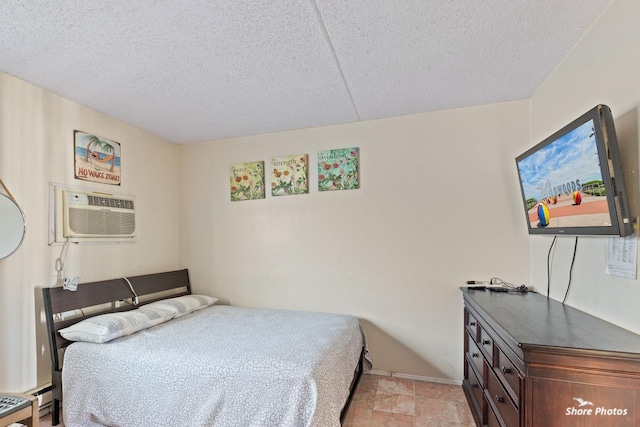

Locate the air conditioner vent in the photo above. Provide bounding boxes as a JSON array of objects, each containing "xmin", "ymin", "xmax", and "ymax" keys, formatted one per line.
[
  {"xmin": 67, "ymin": 208, "xmax": 135, "ymax": 236},
  {"xmin": 87, "ymin": 195, "xmax": 134, "ymax": 210},
  {"xmin": 61, "ymin": 190, "xmax": 136, "ymax": 240}
]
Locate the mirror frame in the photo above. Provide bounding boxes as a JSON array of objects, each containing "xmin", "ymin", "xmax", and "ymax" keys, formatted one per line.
[{"xmin": 0, "ymin": 193, "xmax": 26, "ymax": 260}]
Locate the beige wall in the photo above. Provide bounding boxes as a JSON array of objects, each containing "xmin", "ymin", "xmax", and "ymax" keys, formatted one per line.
[
  {"xmin": 529, "ymin": 0, "xmax": 640, "ymax": 334},
  {"xmin": 0, "ymin": 73, "xmax": 181, "ymax": 392},
  {"xmin": 178, "ymin": 100, "xmax": 531, "ymax": 380}
]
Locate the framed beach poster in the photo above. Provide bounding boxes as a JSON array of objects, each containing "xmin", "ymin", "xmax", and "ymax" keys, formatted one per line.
[
  {"xmin": 74, "ymin": 130, "xmax": 122, "ymax": 185},
  {"xmin": 271, "ymin": 154, "xmax": 308, "ymax": 196},
  {"xmin": 318, "ymin": 147, "xmax": 359, "ymax": 191},
  {"xmin": 230, "ymin": 161, "xmax": 265, "ymax": 201}
]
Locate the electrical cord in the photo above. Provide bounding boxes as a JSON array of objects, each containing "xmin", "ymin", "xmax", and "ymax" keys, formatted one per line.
[
  {"xmin": 489, "ymin": 277, "xmax": 515, "ymax": 288},
  {"xmin": 467, "ymin": 277, "xmax": 530, "ymax": 292},
  {"xmin": 55, "ymin": 238, "xmax": 71, "ymax": 282},
  {"xmin": 123, "ymin": 277, "xmax": 139, "ymax": 305},
  {"xmin": 562, "ymin": 237, "xmax": 579, "ymax": 304},
  {"xmin": 547, "ymin": 236, "xmax": 558, "ymax": 298}
]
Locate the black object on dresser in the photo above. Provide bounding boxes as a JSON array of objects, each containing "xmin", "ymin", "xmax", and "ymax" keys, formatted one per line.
[{"xmin": 461, "ymin": 288, "xmax": 640, "ymax": 427}]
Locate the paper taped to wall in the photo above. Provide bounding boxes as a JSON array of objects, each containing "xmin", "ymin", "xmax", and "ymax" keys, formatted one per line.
[{"xmin": 606, "ymin": 234, "xmax": 637, "ymax": 279}]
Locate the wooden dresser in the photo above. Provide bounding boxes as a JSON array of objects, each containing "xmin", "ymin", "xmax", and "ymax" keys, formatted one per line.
[{"xmin": 461, "ymin": 288, "xmax": 640, "ymax": 427}]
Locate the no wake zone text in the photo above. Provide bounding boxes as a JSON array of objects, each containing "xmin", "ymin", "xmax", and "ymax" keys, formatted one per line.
[{"xmin": 77, "ymin": 167, "xmax": 120, "ymax": 182}]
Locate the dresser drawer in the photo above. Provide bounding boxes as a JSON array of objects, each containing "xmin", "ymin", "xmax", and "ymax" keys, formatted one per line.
[
  {"xmin": 494, "ymin": 347, "xmax": 520, "ymax": 405},
  {"xmin": 486, "ymin": 367, "xmax": 519, "ymax": 427},
  {"xmin": 465, "ymin": 309, "xmax": 479, "ymax": 338},
  {"xmin": 479, "ymin": 325, "xmax": 494, "ymax": 363},
  {"xmin": 466, "ymin": 360, "xmax": 484, "ymax": 409},
  {"xmin": 487, "ymin": 403, "xmax": 501, "ymax": 427},
  {"xmin": 466, "ymin": 332, "xmax": 484, "ymax": 382}
]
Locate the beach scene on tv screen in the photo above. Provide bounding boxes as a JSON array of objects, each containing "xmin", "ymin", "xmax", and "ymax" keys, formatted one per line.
[{"xmin": 518, "ymin": 119, "xmax": 612, "ymax": 229}]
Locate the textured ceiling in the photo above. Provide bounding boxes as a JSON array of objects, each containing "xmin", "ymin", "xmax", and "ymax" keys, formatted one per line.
[{"xmin": 0, "ymin": 0, "xmax": 612, "ymax": 144}]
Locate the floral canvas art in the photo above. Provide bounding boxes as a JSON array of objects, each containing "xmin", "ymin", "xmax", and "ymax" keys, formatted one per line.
[
  {"xmin": 317, "ymin": 147, "xmax": 359, "ymax": 191},
  {"xmin": 230, "ymin": 161, "xmax": 265, "ymax": 201},
  {"xmin": 271, "ymin": 154, "xmax": 308, "ymax": 196}
]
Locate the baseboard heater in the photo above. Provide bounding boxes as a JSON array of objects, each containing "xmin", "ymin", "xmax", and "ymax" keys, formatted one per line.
[{"xmin": 26, "ymin": 383, "xmax": 53, "ymax": 416}]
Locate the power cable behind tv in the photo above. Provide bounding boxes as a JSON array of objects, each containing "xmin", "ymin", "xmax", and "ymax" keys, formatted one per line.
[
  {"xmin": 547, "ymin": 236, "xmax": 558, "ymax": 299},
  {"xmin": 562, "ymin": 237, "xmax": 579, "ymax": 304}
]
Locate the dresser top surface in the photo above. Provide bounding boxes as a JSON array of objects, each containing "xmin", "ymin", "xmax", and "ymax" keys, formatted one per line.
[{"xmin": 461, "ymin": 288, "xmax": 640, "ymax": 357}]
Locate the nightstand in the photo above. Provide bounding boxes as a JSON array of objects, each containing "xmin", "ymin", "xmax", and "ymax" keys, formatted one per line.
[{"xmin": 0, "ymin": 393, "xmax": 39, "ymax": 427}]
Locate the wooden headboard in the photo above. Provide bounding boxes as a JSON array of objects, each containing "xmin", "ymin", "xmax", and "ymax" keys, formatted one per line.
[
  {"xmin": 41, "ymin": 269, "xmax": 191, "ymax": 426},
  {"xmin": 42, "ymin": 269, "xmax": 191, "ymax": 368}
]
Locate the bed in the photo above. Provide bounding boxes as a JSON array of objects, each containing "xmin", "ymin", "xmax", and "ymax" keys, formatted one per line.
[{"xmin": 42, "ymin": 269, "xmax": 370, "ymax": 426}]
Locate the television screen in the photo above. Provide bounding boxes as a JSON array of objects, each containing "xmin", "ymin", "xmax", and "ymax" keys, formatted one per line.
[{"xmin": 516, "ymin": 105, "xmax": 632, "ymax": 236}]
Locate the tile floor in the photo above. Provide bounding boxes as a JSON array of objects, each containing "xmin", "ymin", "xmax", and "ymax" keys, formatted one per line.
[
  {"xmin": 343, "ymin": 374, "xmax": 475, "ymax": 427},
  {"xmin": 39, "ymin": 411, "xmax": 60, "ymax": 427},
  {"xmin": 38, "ymin": 373, "xmax": 475, "ymax": 427}
]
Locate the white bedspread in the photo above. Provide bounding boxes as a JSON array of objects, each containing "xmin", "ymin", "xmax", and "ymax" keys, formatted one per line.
[{"xmin": 62, "ymin": 305, "xmax": 370, "ymax": 427}]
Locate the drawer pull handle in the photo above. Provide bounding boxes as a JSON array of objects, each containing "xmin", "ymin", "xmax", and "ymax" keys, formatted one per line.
[
  {"xmin": 502, "ymin": 366, "xmax": 511, "ymax": 374},
  {"xmin": 472, "ymin": 352, "xmax": 479, "ymax": 358},
  {"xmin": 483, "ymin": 339, "xmax": 491, "ymax": 345},
  {"xmin": 471, "ymin": 383, "xmax": 479, "ymax": 388},
  {"xmin": 469, "ymin": 322, "xmax": 476, "ymax": 326},
  {"xmin": 495, "ymin": 395, "xmax": 505, "ymax": 403}
]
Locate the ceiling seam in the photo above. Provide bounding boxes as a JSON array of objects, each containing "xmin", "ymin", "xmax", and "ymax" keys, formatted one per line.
[{"xmin": 309, "ymin": 0, "xmax": 361, "ymax": 121}]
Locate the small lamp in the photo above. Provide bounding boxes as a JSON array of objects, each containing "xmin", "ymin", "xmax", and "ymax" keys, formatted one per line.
[{"xmin": 63, "ymin": 276, "xmax": 80, "ymax": 292}]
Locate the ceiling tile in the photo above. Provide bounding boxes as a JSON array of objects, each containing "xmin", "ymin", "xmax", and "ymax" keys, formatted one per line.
[{"xmin": 0, "ymin": 0, "xmax": 613, "ymax": 143}]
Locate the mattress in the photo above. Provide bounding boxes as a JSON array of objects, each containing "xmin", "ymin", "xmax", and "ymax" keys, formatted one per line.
[{"xmin": 62, "ymin": 305, "xmax": 370, "ymax": 426}]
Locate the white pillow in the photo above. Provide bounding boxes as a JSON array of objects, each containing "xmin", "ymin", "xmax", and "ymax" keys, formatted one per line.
[
  {"xmin": 137, "ymin": 305, "xmax": 176, "ymax": 325},
  {"xmin": 144, "ymin": 294, "xmax": 218, "ymax": 318},
  {"xmin": 59, "ymin": 310, "xmax": 160, "ymax": 344}
]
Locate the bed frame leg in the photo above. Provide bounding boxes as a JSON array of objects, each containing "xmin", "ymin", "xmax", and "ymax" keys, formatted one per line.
[
  {"xmin": 52, "ymin": 398, "xmax": 60, "ymax": 425},
  {"xmin": 51, "ymin": 368, "xmax": 62, "ymax": 425}
]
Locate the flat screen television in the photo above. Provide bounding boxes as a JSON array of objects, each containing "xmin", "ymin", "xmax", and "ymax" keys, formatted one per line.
[{"xmin": 516, "ymin": 105, "xmax": 633, "ymax": 236}]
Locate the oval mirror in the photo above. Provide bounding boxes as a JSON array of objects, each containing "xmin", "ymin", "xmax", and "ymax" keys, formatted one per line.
[{"xmin": 0, "ymin": 193, "xmax": 26, "ymax": 259}]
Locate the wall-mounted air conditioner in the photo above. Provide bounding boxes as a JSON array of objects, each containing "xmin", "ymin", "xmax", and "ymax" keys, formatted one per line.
[{"xmin": 50, "ymin": 184, "xmax": 136, "ymax": 244}]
